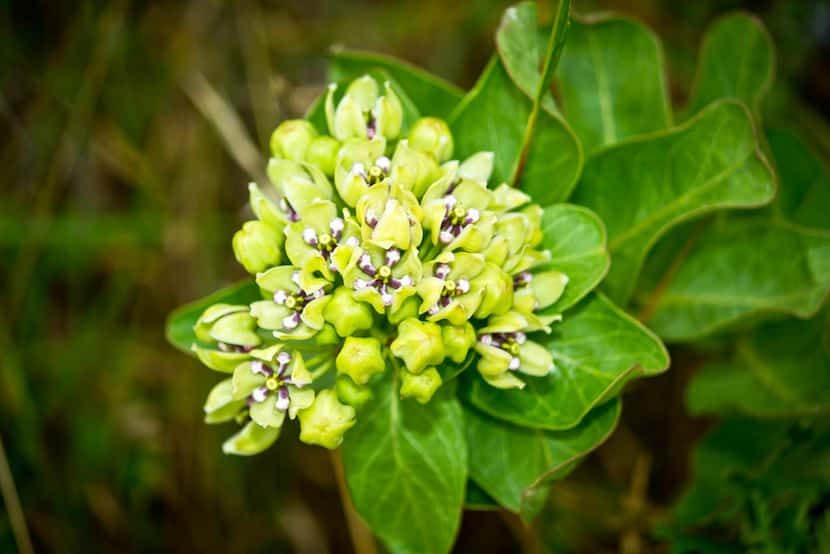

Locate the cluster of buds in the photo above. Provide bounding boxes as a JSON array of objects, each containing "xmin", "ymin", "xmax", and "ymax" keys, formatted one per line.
[{"xmin": 195, "ymin": 75, "xmax": 568, "ymax": 455}]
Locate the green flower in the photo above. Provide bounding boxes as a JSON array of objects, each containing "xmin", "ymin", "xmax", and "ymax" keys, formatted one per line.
[
  {"xmin": 232, "ymin": 220, "xmax": 284, "ymax": 274},
  {"xmin": 345, "ymin": 243, "xmax": 421, "ymax": 315},
  {"xmin": 270, "ymin": 119, "xmax": 318, "ymax": 162},
  {"xmin": 388, "ymin": 140, "xmax": 441, "ymax": 197},
  {"xmin": 298, "ymin": 389, "xmax": 357, "ymax": 449},
  {"xmin": 390, "ymin": 318, "xmax": 445, "ymax": 374},
  {"xmin": 325, "ymin": 76, "xmax": 403, "ymax": 141},
  {"xmin": 417, "ymin": 252, "xmax": 485, "ymax": 325},
  {"xmin": 421, "ymin": 168, "xmax": 497, "ymax": 253},
  {"xmin": 305, "ymin": 135, "xmax": 340, "ymax": 177},
  {"xmin": 356, "ymin": 182, "xmax": 423, "ymax": 251},
  {"xmin": 471, "ymin": 263, "xmax": 514, "ymax": 319},
  {"xmin": 231, "ymin": 346, "xmax": 315, "ymax": 429},
  {"xmin": 441, "ymin": 322, "xmax": 477, "ymax": 364},
  {"xmin": 222, "ymin": 421, "xmax": 281, "ymax": 456},
  {"xmin": 333, "ymin": 137, "xmax": 389, "ymax": 207},
  {"xmin": 252, "ymin": 266, "xmax": 332, "ymax": 340},
  {"xmin": 408, "ymin": 117, "xmax": 454, "ymax": 163},
  {"xmin": 192, "ymin": 305, "xmax": 260, "ymax": 371},
  {"xmin": 512, "ymin": 268, "xmax": 569, "ymax": 331},
  {"xmin": 266, "ymin": 158, "xmax": 334, "ymax": 222},
  {"xmin": 203, "ymin": 378, "xmax": 247, "ymax": 424},
  {"xmin": 474, "ymin": 312, "xmax": 554, "ymax": 390},
  {"xmin": 284, "ymin": 199, "xmax": 361, "ymax": 277},
  {"xmin": 336, "ymin": 336, "xmax": 386, "ymax": 385},
  {"xmin": 399, "ymin": 367, "xmax": 442, "ymax": 404}
]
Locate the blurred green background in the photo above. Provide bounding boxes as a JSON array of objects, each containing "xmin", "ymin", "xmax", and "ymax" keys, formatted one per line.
[{"xmin": 2, "ymin": 1, "xmax": 828, "ymax": 552}]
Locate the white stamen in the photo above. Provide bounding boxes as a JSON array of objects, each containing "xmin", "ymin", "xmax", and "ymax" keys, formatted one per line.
[
  {"xmin": 302, "ymin": 228, "xmax": 317, "ymax": 244},
  {"xmin": 330, "ymin": 218, "xmax": 344, "ymax": 233},
  {"xmin": 398, "ymin": 275, "xmax": 413, "ymax": 287},
  {"xmin": 480, "ymin": 334, "xmax": 493, "ymax": 346},
  {"xmin": 385, "ymin": 249, "xmax": 401, "ymax": 266},
  {"xmin": 456, "ymin": 279, "xmax": 470, "ymax": 293},
  {"xmin": 354, "ymin": 279, "xmax": 369, "ymax": 290},
  {"xmin": 275, "ymin": 391, "xmax": 290, "ymax": 411},
  {"xmin": 252, "ymin": 387, "xmax": 268, "ymax": 403},
  {"xmin": 273, "ymin": 290, "xmax": 288, "ymax": 304},
  {"xmin": 466, "ymin": 208, "xmax": 480, "ymax": 223},
  {"xmin": 250, "ymin": 360, "xmax": 265, "ymax": 374},
  {"xmin": 375, "ymin": 156, "xmax": 391, "ymax": 172},
  {"xmin": 291, "ymin": 271, "xmax": 302, "ymax": 286},
  {"xmin": 439, "ymin": 230, "xmax": 454, "ymax": 244},
  {"xmin": 282, "ymin": 314, "xmax": 299, "ymax": 329},
  {"xmin": 444, "ymin": 195, "xmax": 457, "ymax": 210},
  {"xmin": 515, "ymin": 332, "xmax": 527, "ymax": 344},
  {"xmin": 359, "ymin": 253, "xmax": 372, "ymax": 269},
  {"xmin": 277, "ymin": 351, "xmax": 292, "ymax": 365},
  {"xmin": 350, "ymin": 162, "xmax": 366, "ymax": 179},
  {"xmin": 346, "ymin": 236, "xmax": 359, "ymax": 246},
  {"xmin": 435, "ymin": 264, "xmax": 451, "ymax": 279},
  {"xmin": 508, "ymin": 357, "xmax": 521, "ymax": 371},
  {"xmin": 381, "ymin": 293, "xmax": 394, "ymax": 306},
  {"xmin": 428, "ymin": 305, "xmax": 440, "ymax": 315}
]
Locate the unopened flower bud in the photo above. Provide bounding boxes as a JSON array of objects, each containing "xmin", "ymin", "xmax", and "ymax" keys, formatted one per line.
[
  {"xmin": 267, "ymin": 158, "xmax": 333, "ymax": 218},
  {"xmin": 336, "ymin": 336, "xmax": 386, "ymax": 385},
  {"xmin": 323, "ymin": 287, "xmax": 374, "ymax": 337},
  {"xmin": 472, "ymin": 264, "xmax": 514, "ymax": 318},
  {"xmin": 458, "ymin": 151, "xmax": 494, "ymax": 185},
  {"xmin": 390, "ymin": 318, "xmax": 445, "ymax": 374},
  {"xmin": 326, "ymin": 76, "xmax": 403, "ymax": 141},
  {"xmin": 336, "ymin": 374, "xmax": 373, "ymax": 408},
  {"xmin": 270, "ymin": 119, "xmax": 318, "ymax": 161},
  {"xmin": 195, "ymin": 304, "xmax": 261, "ymax": 349},
  {"xmin": 408, "ymin": 117, "xmax": 454, "ymax": 163},
  {"xmin": 298, "ymin": 389, "xmax": 356, "ymax": 449},
  {"xmin": 305, "ymin": 135, "xmax": 341, "ymax": 176},
  {"xmin": 222, "ymin": 421, "xmax": 280, "ymax": 456},
  {"xmin": 399, "ymin": 367, "xmax": 442, "ymax": 404},
  {"xmin": 232, "ymin": 221, "xmax": 284, "ymax": 274},
  {"xmin": 441, "ymin": 322, "xmax": 476, "ymax": 363},
  {"xmin": 390, "ymin": 140, "xmax": 440, "ymax": 197},
  {"xmin": 204, "ymin": 378, "xmax": 247, "ymax": 423}
]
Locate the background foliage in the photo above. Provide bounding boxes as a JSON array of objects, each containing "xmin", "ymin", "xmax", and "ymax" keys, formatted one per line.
[{"xmin": 2, "ymin": 0, "xmax": 830, "ymax": 552}]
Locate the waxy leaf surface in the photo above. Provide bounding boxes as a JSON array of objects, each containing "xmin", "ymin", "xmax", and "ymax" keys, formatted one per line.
[
  {"xmin": 462, "ymin": 293, "xmax": 668, "ymax": 430},
  {"xmin": 557, "ymin": 14, "xmax": 672, "ymax": 153},
  {"xmin": 684, "ymin": 12, "xmax": 774, "ymax": 120},
  {"xmin": 687, "ymin": 313, "xmax": 830, "ymax": 418},
  {"xmin": 450, "ymin": 57, "xmax": 581, "ymax": 205},
  {"xmin": 572, "ymin": 100, "xmax": 776, "ymax": 305},
  {"xmin": 465, "ymin": 398, "xmax": 620, "ymax": 517},
  {"xmin": 342, "ymin": 377, "xmax": 466, "ymax": 554}
]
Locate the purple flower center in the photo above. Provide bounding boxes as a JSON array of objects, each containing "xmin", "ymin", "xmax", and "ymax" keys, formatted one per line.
[
  {"xmin": 354, "ymin": 248, "xmax": 413, "ymax": 306},
  {"xmin": 479, "ymin": 331, "xmax": 526, "ymax": 371},
  {"xmin": 439, "ymin": 195, "xmax": 480, "ymax": 244},
  {"xmin": 273, "ymin": 271, "xmax": 326, "ymax": 330},
  {"xmin": 247, "ymin": 351, "xmax": 303, "ymax": 411},
  {"xmin": 427, "ymin": 263, "xmax": 471, "ymax": 315}
]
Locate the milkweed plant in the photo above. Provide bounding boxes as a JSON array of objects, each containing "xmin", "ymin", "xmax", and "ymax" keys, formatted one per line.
[{"xmin": 167, "ymin": 0, "xmax": 830, "ymax": 551}]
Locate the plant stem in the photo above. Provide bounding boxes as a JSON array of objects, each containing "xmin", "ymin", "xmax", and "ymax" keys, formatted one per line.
[
  {"xmin": 330, "ymin": 450, "xmax": 377, "ymax": 554},
  {"xmin": 0, "ymin": 432, "xmax": 34, "ymax": 554}
]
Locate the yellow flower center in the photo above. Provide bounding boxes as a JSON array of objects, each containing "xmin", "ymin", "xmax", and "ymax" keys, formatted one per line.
[
  {"xmin": 450, "ymin": 206, "xmax": 467, "ymax": 224},
  {"xmin": 378, "ymin": 265, "xmax": 393, "ymax": 280},
  {"xmin": 265, "ymin": 377, "xmax": 280, "ymax": 391},
  {"xmin": 443, "ymin": 279, "xmax": 457, "ymax": 295},
  {"xmin": 319, "ymin": 233, "xmax": 334, "ymax": 249},
  {"xmin": 284, "ymin": 296, "xmax": 297, "ymax": 309}
]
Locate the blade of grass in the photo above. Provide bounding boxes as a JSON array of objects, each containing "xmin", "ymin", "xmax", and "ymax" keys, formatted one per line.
[
  {"xmin": 0, "ymin": 433, "xmax": 34, "ymax": 554},
  {"xmin": 509, "ymin": 0, "xmax": 572, "ymax": 187}
]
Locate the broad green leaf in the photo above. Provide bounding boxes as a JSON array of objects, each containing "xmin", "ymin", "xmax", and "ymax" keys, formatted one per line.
[
  {"xmin": 572, "ymin": 100, "xmax": 776, "ymax": 305},
  {"xmin": 465, "ymin": 398, "xmax": 620, "ymax": 517},
  {"xmin": 686, "ymin": 313, "xmax": 830, "ymax": 418},
  {"xmin": 461, "ymin": 293, "xmax": 668, "ymax": 430},
  {"xmin": 496, "ymin": 1, "xmax": 559, "ymax": 115},
  {"xmin": 684, "ymin": 12, "xmax": 774, "ymax": 120},
  {"xmin": 767, "ymin": 128, "xmax": 830, "ymax": 229},
  {"xmin": 464, "ymin": 480, "xmax": 500, "ymax": 511},
  {"xmin": 165, "ymin": 280, "xmax": 260, "ymax": 353},
  {"xmin": 556, "ymin": 14, "xmax": 672, "ymax": 153},
  {"xmin": 537, "ymin": 204, "xmax": 609, "ymax": 313},
  {"xmin": 342, "ymin": 377, "xmax": 466, "ymax": 554},
  {"xmin": 328, "ymin": 48, "xmax": 464, "ymax": 118},
  {"xmin": 450, "ymin": 57, "xmax": 582, "ymax": 205},
  {"xmin": 643, "ymin": 217, "xmax": 830, "ymax": 341}
]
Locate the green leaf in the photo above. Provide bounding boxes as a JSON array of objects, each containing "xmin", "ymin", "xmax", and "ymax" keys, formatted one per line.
[
  {"xmin": 687, "ymin": 313, "xmax": 830, "ymax": 418},
  {"xmin": 496, "ymin": 1, "xmax": 560, "ymax": 115},
  {"xmin": 461, "ymin": 293, "xmax": 668, "ymax": 430},
  {"xmin": 684, "ymin": 12, "xmax": 774, "ymax": 120},
  {"xmin": 465, "ymin": 398, "xmax": 620, "ymax": 517},
  {"xmin": 328, "ymin": 48, "xmax": 464, "ymax": 118},
  {"xmin": 450, "ymin": 57, "xmax": 582, "ymax": 205},
  {"xmin": 537, "ymin": 204, "xmax": 609, "ymax": 314},
  {"xmin": 572, "ymin": 100, "xmax": 776, "ymax": 305},
  {"xmin": 767, "ymin": 128, "xmax": 830, "ymax": 229},
  {"xmin": 556, "ymin": 13, "xmax": 672, "ymax": 153},
  {"xmin": 342, "ymin": 376, "xmax": 467, "ymax": 554},
  {"xmin": 464, "ymin": 480, "xmax": 501, "ymax": 511},
  {"xmin": 165, "ymin": 280, "xmax": 260, "ymax": 353},
  {"xmin": 642, "ymin": 217, "xmax": 830, "ymax": 341}
]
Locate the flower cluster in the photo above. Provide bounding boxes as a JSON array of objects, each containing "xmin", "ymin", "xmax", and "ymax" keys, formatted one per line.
[{"xmin": 195, "ymin": 75, "xmax": 568, "ymax": 454}]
